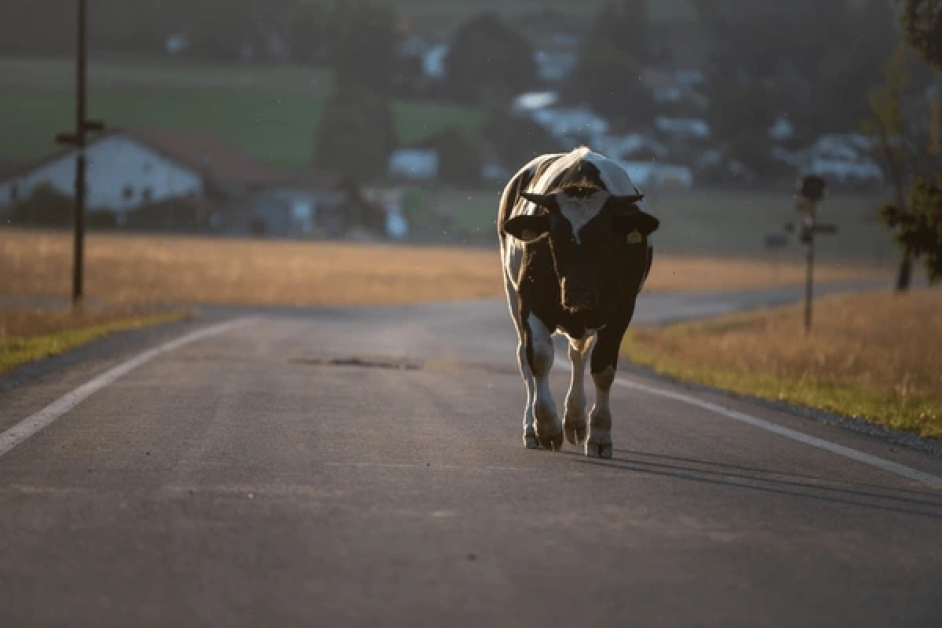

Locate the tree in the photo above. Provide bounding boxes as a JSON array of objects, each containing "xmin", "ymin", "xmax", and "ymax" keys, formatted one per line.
[
  {"xmin": 697, "ymin": 0, "xmax": 896, "ymax": 142},
  {"xmin": 313, "ymin": 84, "xmax": 396, "ymax": 181},
  {"xmin": 326, "ymin": 0, "xmax": 398, "ymax": 93},
  {"xmin": 284, "ymin": 0, "xmax": 329, "ymax": 65},
  {"xmin": 563, "ymin": 2, "xmax": 653, "ymax": 128},
  {"xmin": 443, "ymin": 13, "xmax": 537, "ymax": 104},
  {"xmin": 565, "ymin": 35, "xmax": 652, "ymax": 128},
  {"xmin": 482, "ymin": 106, "xmax": 561, "ymax": 171},
  {"xmin": 880, "ymin": 173, "xmax": 942, "ymax": 284},
  {"xmin": 864, "ymin": 46, "xmax": 940, "ymax": 290},
  {"xmin": 420, "ymin": 127, "xmax": 482, "ymax": 186},
  {"xmin": 898, "ymin": 0, "xmax": 942, "ymax": 70},
  {"xmin": 186, "ymin": 0, "xmax": 259, "ymax": 61}
]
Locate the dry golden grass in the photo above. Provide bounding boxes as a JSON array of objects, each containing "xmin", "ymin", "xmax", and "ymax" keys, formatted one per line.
[
  {"xmin": 624, "ymin": 289, "xmax": 942, "ymax": 438},
  {"xmin": 643, "ymin": 254, "xmax": 888, "ymax": 291},
  {"xmin": 0, "ymin": 230, "xmax": 891, "ymax": 306}
]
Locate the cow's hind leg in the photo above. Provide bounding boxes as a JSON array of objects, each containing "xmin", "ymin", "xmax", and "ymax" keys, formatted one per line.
[
  {"xmin": 585, "ymin": 323, "xmax": 628, "ymax": 459},
  {"xmin": 527, "ymin": 314, "xmax": 564, "ymax": 451},
  {"xmin": 563, "ymin": 334, "xmax": 595, "ymax": 446}
]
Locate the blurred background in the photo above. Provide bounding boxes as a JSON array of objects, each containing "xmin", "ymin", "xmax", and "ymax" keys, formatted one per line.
[{"xmin": 0, "ymin": 0, "xmax": 939, "ymax": 271}]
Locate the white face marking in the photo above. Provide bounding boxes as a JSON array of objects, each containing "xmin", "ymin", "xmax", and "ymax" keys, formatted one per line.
[{"xmin": 556, "ymin": 191, "xmax": 608, "ymax": 244}]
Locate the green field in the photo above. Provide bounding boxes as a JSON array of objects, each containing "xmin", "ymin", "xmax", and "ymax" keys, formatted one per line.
[{"xmin": 0, "ymin": 57, "xmax": 482, "ymax": 167}]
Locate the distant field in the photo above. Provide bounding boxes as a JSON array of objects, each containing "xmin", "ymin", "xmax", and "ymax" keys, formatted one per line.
[
  {"xmin": 623, "ymin": 289, "xmax": 942, "ymax": 439},
  {"xmin": 0, "ymin": 230, "xmax": 891, "ymax": 307},
  {"xmin": 440, "ymin": 187, "xmax": 900, "ymax": 262},
  {"xmin": 0, "ymin": 57, "xmax": 483, "ymax": 167},
  {"xmin": 377, "ymin": 0, "xmax": 697, "ymax": 29}
]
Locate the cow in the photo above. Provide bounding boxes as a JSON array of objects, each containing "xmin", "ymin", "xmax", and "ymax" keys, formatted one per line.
[{"xmin": 497, "ymin": 146, "xmax": 660, "ymax": 458}]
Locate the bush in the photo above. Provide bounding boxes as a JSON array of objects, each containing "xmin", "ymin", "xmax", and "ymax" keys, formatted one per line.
[{"xmin": 1, "ymin": 182, "xmax": 74, "ymax": 227}]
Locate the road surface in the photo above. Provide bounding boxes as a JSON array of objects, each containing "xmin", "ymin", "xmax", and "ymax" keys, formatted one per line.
[{"xmin": 1, "ymin": 286, "xmax": 941, "ymax": 627}]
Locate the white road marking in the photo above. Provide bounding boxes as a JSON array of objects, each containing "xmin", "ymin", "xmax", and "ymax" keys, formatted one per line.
[
  {"xmin": 556, "ymin": 359, "xmax": 942, "ymax": 488},
  {"xmin": 0, "ymin": 317, "xmax": 257, "ymax": 458}
]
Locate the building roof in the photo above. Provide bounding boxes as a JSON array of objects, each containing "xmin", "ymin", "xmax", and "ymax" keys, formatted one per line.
[
  {"xmin": 0, "ymin": 155, "xmax": 24, "ymax": 180},
  {"xmin": 0, "ymin": 126, "xmax": 346, "ymax": 191},
  {"xmin": 120, "ymin": 126, "xmax": 289, "ymax": 187}
]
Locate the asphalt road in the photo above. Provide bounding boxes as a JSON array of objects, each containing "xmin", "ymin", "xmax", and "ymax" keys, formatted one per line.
[{"xmin": 1, "ymin": 284, "xmax": 941, "ymax": 628}]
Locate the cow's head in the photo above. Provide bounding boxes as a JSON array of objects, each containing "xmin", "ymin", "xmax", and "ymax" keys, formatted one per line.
[{"xmin": 504, "ymin": 187, "xmax": 659, "ymax": 314}]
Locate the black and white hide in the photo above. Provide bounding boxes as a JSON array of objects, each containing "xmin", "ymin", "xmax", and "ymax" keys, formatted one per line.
[{"xmin": 497, "ymin": 146, "xmax": 660, "ymax": 458}]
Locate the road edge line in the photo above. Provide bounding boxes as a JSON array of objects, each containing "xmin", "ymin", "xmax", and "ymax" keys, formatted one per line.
[
  {"xmin": 0, "ymin": 317, "xmax": 257, "ymax": 458},
  {"xmin": 555, "ymin": 358, "xmax": 942, "ymax": 488}
]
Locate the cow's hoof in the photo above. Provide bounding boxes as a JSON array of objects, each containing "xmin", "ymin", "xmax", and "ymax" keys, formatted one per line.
[
  {"xmin": 564, "ymin": 420, "xmax": 587, "ymax": 446},
  {"xmin": 538, "ymin": 431, "xmax": 564, "ymax": 452},
  {"xmin": 524, "ymin": 434, "xmax": 539, "ymax": 449},
  {"xmin": 585, "ymin": 440, "xmax": 613, "ymax": 459}
]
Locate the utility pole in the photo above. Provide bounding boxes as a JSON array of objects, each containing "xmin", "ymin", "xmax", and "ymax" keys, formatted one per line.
[{"xmin": 54, "ymin": 0, "xmax": 104, "ymax": 307}]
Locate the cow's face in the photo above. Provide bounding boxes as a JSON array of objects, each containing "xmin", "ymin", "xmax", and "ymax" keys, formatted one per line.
[{"xmin": 504, "ymin": 188, "xmax": 659, "ymax": 314}]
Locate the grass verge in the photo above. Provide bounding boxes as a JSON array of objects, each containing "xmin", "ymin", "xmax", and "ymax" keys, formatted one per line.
[
  {"xmin": 622, "ymin": 289, "xmax": 942, "ymax": 439},
  {"xmin": 0, "ymin": 306, "xmax": 191, "ymax": 375}
]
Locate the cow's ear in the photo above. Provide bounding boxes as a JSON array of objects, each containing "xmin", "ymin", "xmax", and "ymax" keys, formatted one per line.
[
  {"xmin": 611, "ymin": 210, "xmax": 660, "ymax": 237},
  {"xmin": 504, "ymin": 214, "xmax": 551, "ymax": 242}
]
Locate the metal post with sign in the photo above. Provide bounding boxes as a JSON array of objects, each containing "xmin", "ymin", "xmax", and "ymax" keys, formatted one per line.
[
  {"xmin": 794, "ymin": 175, "xmax": 837, "ymax": 334},
  {"xmin": 54, "ymin": 0, "xmax": 105, "ymax": 307}
]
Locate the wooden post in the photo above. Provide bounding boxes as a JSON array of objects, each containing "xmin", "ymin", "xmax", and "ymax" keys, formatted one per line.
[
  {"xmin": 72, "ymin": 0, "xmax": 87, "ymax": 306},
  {"xmin": 55, "ymin": 0, "xmax": 105, "ymax": 307}
]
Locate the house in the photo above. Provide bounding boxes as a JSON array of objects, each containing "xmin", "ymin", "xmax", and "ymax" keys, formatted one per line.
[
  {"xmin": 533, "ymin": 49, "xmax": 578, "ymax": 83},
  {"xmin": 642, "ymin": 67, "xmax": 708, "ymax": 112},
  {"xmin": 594, "ymin": 133, "xmax": 669, "ymax": 162},
  {"xmin": 654, "ymin": 116, "xmax": 711, "ymax": 140},
  {"xmin": 530, "ymin": 106, "xmax": 610, "ymax": 143},
  {"xmin": 0, "ymin": 126, "xmax": 358, "ymax": 237},
  {"xmin": 422, "ymin": 42, "xmax": 449, "ymax": 80},
  {"xmin": 512, "ymin": 91, "xmax": 560, "ymax": 114},
  {"xmin": 768, "ymin": 116, "xmax": 795, "ymax": 142},
  {"xmin": 769, "ymin": 133, "xmax": 885, "ymax": 187},
  {"xmin": 387, "ymin": 148, "xmax": 439, "ymax": 181}
]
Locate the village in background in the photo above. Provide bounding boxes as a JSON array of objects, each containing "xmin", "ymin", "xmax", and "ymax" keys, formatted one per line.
[{"xmin": 0, "ymin": 0, "xmax": 939, "ymax": 249}]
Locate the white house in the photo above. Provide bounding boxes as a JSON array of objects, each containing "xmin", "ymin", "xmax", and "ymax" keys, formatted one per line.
[
  {"xmin": 0, "ymin": 126, "xmax": 353, "ymax": 235},
  {"xmin": 512, "ymin": 91, "xmax": 560, "ymax": 114},
  {"xmin": 531, "ymin": 106, "xmax": 610, "ymax": 141},
  {"xmin": 654, "ymin": 116, "xmax": 711, "ymax": 140},
  {"xmin": 387, "ymin": 148, "xmax": 439, "ymax": 181},
  {"xmin": 0, "ymin": 130, "xmax": 204, "ymax": 223},
  {"xmin": 422, "ymin": 43, "xmax": 449, "ymax": 80}
]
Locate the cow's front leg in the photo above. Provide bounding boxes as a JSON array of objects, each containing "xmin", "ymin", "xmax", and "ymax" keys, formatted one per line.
[
  {"xmin": 586, "ymin": 322, "xmax": 629, "ymax": 459},
  {"xmin": 514, "ymin": 341, "xmax": 538, "ymax": 449},
  {"xmin": 564, "ymin": 334, "xmax": 595, "ymax": 446},
  {"xmin": 527, "ymin": 314, "xmax": 563, "ymax": 451}
]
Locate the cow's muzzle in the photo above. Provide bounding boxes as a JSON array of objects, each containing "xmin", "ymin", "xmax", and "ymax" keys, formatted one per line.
[{"xmin": 561, "ymin": 281, "xmax": 598, "ymax": 313}]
